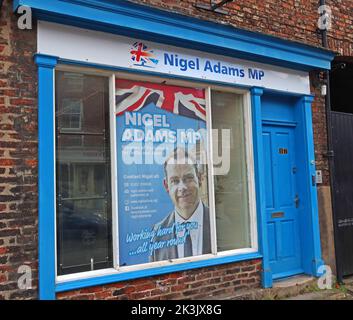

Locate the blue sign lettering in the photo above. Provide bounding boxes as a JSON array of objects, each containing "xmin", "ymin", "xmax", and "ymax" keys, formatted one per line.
[
  {"xmin": 248, "ymin": 68, "xmax": 265, "ymax": 80},
  {"xmin": 164, "ymin": 53, "xmax": 200, "ymax": 72}
]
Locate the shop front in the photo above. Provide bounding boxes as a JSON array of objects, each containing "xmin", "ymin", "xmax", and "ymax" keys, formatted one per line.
[{"xmin": 14, "ymin": 0, "xmax": 334, "ymax": 299}]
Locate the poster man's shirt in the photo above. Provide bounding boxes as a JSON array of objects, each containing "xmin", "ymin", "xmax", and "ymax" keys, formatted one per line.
[{"xmin": 175, "ymin": 200, "xmax": 204, "ymax": 258}]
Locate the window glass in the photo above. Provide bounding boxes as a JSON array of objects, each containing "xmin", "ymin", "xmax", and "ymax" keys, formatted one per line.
[
  {"xmin": 115, "ymin": 79, "xmax": 211, "ymax": 266},
  {"xmin": 60, "ymin": 98, "xmax": 82, "ymax": 130},
  {"xmin": 211, "ymin": 91, "xmax": 251, "ymax": 251},
  {"xmin": 54, "ymin": 72, "xmax": 255, "ymax": 277},
  {"xmin": 56, "ymin": 72, "xmax": 113, "ymax": 275}
]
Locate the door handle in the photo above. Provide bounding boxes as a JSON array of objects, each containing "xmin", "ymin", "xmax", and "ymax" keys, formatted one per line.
[{"xmin": 294, "ymin": 194, "xmax": 300, "ymax": 208}]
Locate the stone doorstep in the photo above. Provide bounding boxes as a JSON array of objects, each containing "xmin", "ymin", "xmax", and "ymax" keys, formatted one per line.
[
  {"xmin": 269, "ymin": 275, "xmax": 317, "ymax": 299},
  {"xmin": 253, "ymin": 275, "xmax": 318, "ymax": 300}
]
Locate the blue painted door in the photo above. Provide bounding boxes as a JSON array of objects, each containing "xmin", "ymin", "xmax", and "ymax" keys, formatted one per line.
[{"xmin": 262, "ymin": 124, "xmax": 303, "ymax": 279}]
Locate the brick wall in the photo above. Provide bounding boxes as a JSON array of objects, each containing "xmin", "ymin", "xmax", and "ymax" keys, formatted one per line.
[
  {"xmin": 0, "ymin": 0, "xmax": 38, "ymax": 300},
  {"xmin": 57, "ymin": 259, "xmax": 262, "ymax": 300},
  {"xmin": 130, "ymin": 0, "xmax": 353, "ymax": 56},
  {"xmin": 310, "ymin": 81, "xmax": 330, "ymax": 185}
]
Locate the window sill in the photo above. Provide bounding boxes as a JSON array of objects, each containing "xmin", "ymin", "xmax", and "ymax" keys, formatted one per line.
[{"xmin": 55, "ymin": 251, "xmax": 262, "ymax": 293}]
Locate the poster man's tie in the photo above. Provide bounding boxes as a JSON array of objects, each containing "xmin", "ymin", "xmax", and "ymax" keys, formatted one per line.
[{"xmin": 184, "ymin": 227, "xmax": 193, "ymax": 257}]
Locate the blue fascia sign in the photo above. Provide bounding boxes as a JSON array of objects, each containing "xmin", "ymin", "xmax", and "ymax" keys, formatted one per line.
[{"xmin": 164, "ymin": 53, "xmax": 264, "ymax": 80}]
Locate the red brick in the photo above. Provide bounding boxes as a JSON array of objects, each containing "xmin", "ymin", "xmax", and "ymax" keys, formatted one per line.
[
  {"xmin": 1, "ymin": 89, "xmax": 17, "ymax": 97},
  {"xmin": 135, "ymin": 283, "xmax": 156, "ymax": 291},
  {"xmin": 0, "ymin": 159, "xmax": 16, "ymax": 166},
  {"xmin": 9, "ymin": 98, "xmax": 35, "ymax": 106},
  {"xmin": 123, "ymin": 286, "xmax": 137, "ymax": 294},
  {"xmin": 95, "ymin": 291, "xmax": 113, "ymax": 299},
  {"xmin": 160, "ymin": 292, "xmax": 183, "ymax": 300},
  {"xmin": 170, "ymin": 284, "xmax": 188, "ymax": 292},
  {"xmin": 150, "ymin": 288, "xmax": 170, "ymax": 296},
  {"xmin": 79, "ymin": 286, "xmax": 105, "ymax": 294},
  {"xmin": 101, "ymin": 283, "xmax": 125, "ymax": 290},
  {"xmin": 130, "ymin": 291, "xmax": 151, "ymax": 299},
  {"xmin": 71, "ymin": 294, "xmax": 94, "ymax": 300},
  {"xmin": 161, "ymin": 272, "xmax": 180, "ymax": 279},
  {"xmin": 25, "ymin": 159, "xmax": 37, "ymax": 167}
]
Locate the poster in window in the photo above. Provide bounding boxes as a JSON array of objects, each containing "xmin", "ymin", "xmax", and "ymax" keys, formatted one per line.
[{"xmin": 116, "ymin": 79, "xmax": 211, "ymax": 266}]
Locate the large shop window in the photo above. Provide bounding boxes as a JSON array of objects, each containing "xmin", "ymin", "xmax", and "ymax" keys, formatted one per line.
[
  {"xmin": 212, "ymin": 91, "xmax": 251, "ymax": 252},
  {"xmin": 55, "ymin": 71, "xmax": 256, "ymax": 278}
]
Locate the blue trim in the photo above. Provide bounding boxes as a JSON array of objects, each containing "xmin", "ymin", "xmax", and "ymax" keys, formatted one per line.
[
  {"xmin": 36, "ymin": 54, "xmax": 264, "ymax": 297},
  {"xmin": 251, "ymin": 87, "xmax": 272, "ymax": 288},
  {"xmin": 300, "ymin": 95, "xmax": 324, "ymax": 277},
  {"xmin": 262, "ymin": 120, "xmax": 297, "ymax": 127},
  {"xmin": 259, "ymin": 92, "xmax": 324, "ymax": 282},
  {"xmin": 34, "ymin": 54, "xmax": 58, "ymax": 300},
  {"xmin": 56, "ymin": 252, "xmax": 262, "ymax": 293},
  {"xmin": 263, "ymin": 88, "xmax": 306, "ymax": 98},
  {"xmin": 14, "ymin": 0, "xmax": 334, "ymax": 71},
  {"xmin": 272, "ymin": 269, "xmax": 305, "ymax": 281}
]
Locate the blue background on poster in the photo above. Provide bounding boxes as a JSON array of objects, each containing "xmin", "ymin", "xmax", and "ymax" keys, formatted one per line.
[{"xmin": 116, "ymin": 102, "xmax": 206, "ymax": 266}]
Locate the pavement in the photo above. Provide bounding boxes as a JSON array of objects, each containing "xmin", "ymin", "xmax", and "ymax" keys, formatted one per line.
[
  {"xmin": 205, "ymin": 274, "xmax": 353, "ymax": 300},
  {"xmin": 284, "ymin": 276, "xmax": 353, "ymax": 300},
  {"xmin": 285, "ymin": 290, "xmax": 353, "ymax": 300}
]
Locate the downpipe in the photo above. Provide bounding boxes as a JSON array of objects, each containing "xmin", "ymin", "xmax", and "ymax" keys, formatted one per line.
[{"xmin": 319, "ymin": 0, "xmax": 343, "ymax": 284}]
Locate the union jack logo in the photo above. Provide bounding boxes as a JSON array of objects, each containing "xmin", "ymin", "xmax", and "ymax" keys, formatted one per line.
[
  {"xmin": 116, "ymin": 80, "xmax": 206, "ymax": 121},
  {"xmin": 130, "ymin": 42, "xmax": 159, "ymax": 68}
]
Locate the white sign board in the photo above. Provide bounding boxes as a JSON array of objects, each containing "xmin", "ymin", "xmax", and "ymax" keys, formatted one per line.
[{"xmin": 38, "ymin": 21, "xmax": 310, "ymax": 94}]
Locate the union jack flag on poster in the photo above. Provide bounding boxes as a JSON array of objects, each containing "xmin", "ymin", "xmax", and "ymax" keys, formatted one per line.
[
  {"xmin": 115, "ymin": 79, "xmax": 206, "ymax": 121},
  {"xmin": 130, "ymin": 42, "xmax": 159, "ymax": 68}
]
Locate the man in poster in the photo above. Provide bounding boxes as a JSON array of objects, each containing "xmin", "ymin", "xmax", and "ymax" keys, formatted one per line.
[{"xmin": 150, "ymin": 148, "xmax": 211, "ymax": 262}]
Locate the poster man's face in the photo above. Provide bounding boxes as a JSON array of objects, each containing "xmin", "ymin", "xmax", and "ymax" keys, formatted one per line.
[{"xmin": 164, "ymin": 160, "xmax": 200, "ymax": 220}]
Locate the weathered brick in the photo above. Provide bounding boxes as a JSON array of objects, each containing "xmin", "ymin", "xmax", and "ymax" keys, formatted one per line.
[
  {"xmin": 160, "ymin": 292, "xmax": 183, "ymax": 300},
  {"xmin": 112, "ymin": 288, "xmax": 125, "ymax": 296},
  {"xmin": 0, "ymin": 0, "xmax": 37, "ymax": 300},
  {"xmin": 130, "ymin": 291, "xmax": 151, "ymax": 299},
  {"xmin": 150, "ymin": 287, "xmax": 170, "ymax": 296}
]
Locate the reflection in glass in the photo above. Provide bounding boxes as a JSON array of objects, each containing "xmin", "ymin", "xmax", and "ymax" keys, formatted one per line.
[
  {"xmin": 58, "ymin": 199, "xmax": 110, "ymax": 272},
  {"xmin": 55, "ymin": 71, "xmax": 112, "ymax": 275},
  {"xmin": 211, "ymin": 91, "xmax": 251, "ymax": 251}
]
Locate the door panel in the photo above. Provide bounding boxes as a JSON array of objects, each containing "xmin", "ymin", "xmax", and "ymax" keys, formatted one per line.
[
  {"xmin": 280, "ymin": 221, "xmax": 295, "ymax": 258},
  {"xmin": 267, "ymin": 222, "xmax": 277, "ymax": 262},
  {"xmin": 263, "ymin": 124, "xmax": 303, "ymax": 278},
  {"xmin": 263, "ymin": 132, "xmax": 275, "ymax": 210},
  {"xmin": 276, "ymin": 132, "xmax": 293, "ymax": 207}
]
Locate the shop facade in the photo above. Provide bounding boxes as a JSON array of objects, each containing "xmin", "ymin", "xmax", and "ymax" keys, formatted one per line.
[{"xmin": 1, "ymin": 0, "xmax": 336, "ymax": 300}]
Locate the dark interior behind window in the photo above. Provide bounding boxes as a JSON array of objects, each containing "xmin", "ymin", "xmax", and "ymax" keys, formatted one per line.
[{"xmin": 55, "ymin": 71, "xmax": 113, "ymax": 275}]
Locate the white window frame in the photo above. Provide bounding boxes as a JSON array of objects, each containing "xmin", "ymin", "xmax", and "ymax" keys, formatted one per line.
[
  {"xmin": 55, "ymin": 65, "xmax": 258, "ymax": 284},
  {"xmin": 59, "ymin": 98, "xmax": 83, "ymax": 132}
]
